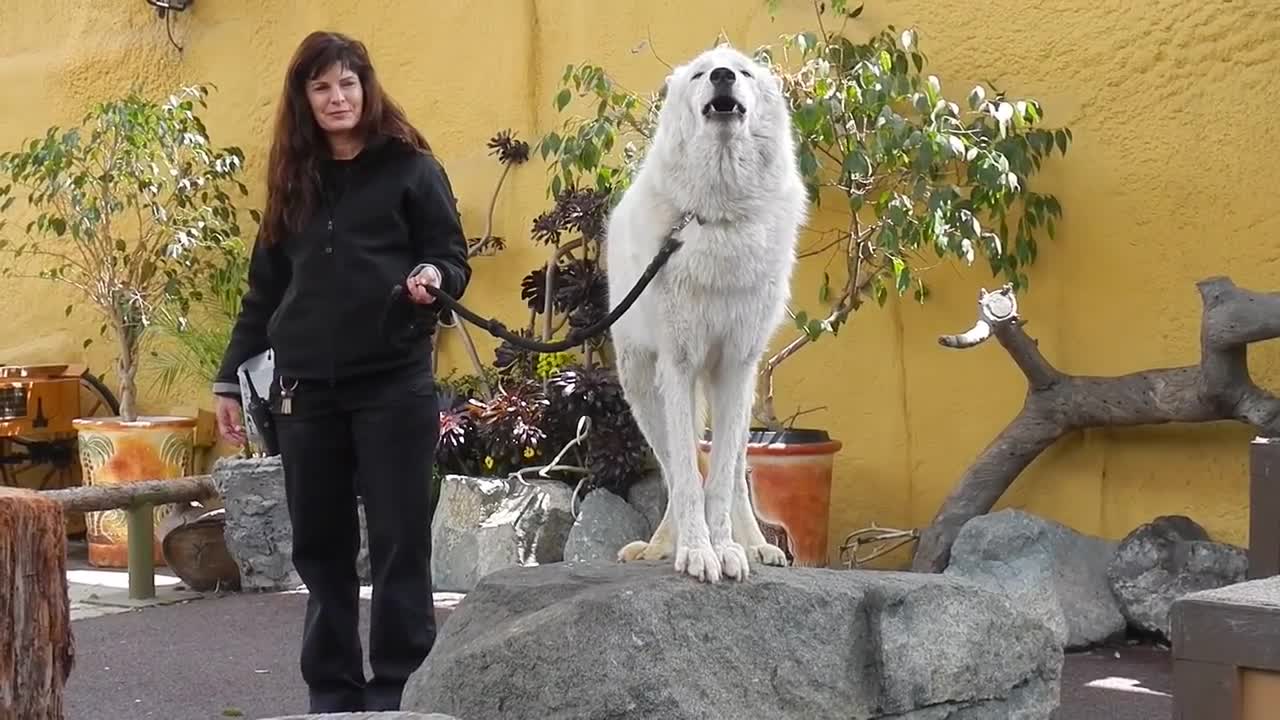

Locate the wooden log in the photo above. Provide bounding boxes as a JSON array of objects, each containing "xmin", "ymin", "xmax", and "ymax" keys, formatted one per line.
[
  {"xmin": 0, "ymin": 487, "xmax": 74, "ymax": 720},
  {"xmin": 41, "ymin": 475, "xmax": 217, "ymax": 513}
]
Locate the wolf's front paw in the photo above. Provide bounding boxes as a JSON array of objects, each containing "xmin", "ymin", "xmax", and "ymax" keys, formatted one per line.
[
  {"xmin": 617, "ymin": 540, "xmax": 672, "ymax": 562},
  {"xmin": 748, "ymin": 543, "xmax": 788, "ymax": 567},
  {"xmin": 715, "ymin": 541, "xmax": 750, "ymax": 581},
  {"xmin": 675, "ymin": 543, "xmax": 723, "ymax": 583}
]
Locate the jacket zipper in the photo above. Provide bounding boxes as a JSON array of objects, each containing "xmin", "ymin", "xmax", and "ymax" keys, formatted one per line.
[{"xmin": 325, "ymin": 210, "xmax": 337, "ymax": 387}]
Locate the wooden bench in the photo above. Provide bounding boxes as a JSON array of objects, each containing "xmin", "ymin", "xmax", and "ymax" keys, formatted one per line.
[
  {"xmin": 41, "ymin": 474, "xmax": 218, "ymax": 599},
  {"xmin": 1170, "ymin": 436, "xmax": 1280, "ymax": 719}
]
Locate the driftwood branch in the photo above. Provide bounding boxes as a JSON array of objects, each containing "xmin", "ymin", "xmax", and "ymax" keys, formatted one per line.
[
  {"xmin": 912, "ymin": 277, "xmax": 1280, "ymax": 573},
  {"xmin": 41, "ymin": 475, "xmax": 217, "ymax": 513}
]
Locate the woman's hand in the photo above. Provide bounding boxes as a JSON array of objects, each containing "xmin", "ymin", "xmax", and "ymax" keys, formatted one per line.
[
  {"xmin": 215, "ymin": 395, "xmax": 247, "ymax": 446},
  {"xmin": 407, "ymin": 263, "xmax": 442, "ymax": 305}
]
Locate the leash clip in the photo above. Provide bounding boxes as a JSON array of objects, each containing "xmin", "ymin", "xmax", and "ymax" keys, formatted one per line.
[{"xmin": 670, "ymin": 211, "xmax": 700, "ymax": 236}]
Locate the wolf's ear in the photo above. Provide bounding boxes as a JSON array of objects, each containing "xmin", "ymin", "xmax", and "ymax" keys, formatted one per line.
[{"xmin": 657, "ymin": 74, "xmax": 671, "ymax": 101}]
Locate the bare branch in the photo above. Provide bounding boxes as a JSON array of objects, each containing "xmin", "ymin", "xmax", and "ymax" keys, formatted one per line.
[{"xmin": 912, "ymin": 276, "xmax": 1280, "ymax": 573}]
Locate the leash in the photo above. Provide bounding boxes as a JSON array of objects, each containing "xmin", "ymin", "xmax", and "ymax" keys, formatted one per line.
[{"xmin": 382, "ymin": 211, "xmax": 697, "ymax": 353}]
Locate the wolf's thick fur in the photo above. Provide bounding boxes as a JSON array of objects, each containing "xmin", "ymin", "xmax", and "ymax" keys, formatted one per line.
[{"xmin": 606, "ymin": 45, "xmax": 808, "ymax": 583}]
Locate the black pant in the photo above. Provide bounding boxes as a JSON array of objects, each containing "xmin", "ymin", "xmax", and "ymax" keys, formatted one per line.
[{"xmin": 272, "ymin": 363, "xmax": 439, "ymax": 712}]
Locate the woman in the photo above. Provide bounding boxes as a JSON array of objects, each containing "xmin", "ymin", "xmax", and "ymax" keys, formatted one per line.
[{"xmin": 212, "ymin": 30, "xmax": 470, "ymax": 713}]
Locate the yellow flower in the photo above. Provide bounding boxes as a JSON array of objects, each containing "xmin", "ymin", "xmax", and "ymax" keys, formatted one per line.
[
  {"xmin": 484, "ymin": 455, "xmax": 495, "ymax": 470},
  {"xmin": 523, "ymin": 446, "xmax": 535, "ymax": 459}
]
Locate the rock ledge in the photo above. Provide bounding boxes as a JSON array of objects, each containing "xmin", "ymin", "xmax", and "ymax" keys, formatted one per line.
[{"xmin": 403, "ymin": 561, "xmax": 1062, "ymax": 719}]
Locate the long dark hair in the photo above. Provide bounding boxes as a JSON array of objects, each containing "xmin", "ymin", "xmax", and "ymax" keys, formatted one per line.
[{"xmin": 260, "ymin": 31, "xmax": 431, "ymax": 246}]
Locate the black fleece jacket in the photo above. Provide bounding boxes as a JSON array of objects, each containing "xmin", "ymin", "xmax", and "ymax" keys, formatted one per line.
[{"xmin": 213, "ymin": 135, "xmax": 471, "ymax": 398}]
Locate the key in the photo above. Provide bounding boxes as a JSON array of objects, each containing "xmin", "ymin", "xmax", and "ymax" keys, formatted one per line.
[{"xmin": 279, "ymin": 379, "xmax": 297, "ymax": 416}]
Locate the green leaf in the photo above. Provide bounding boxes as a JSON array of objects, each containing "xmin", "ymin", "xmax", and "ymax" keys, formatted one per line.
[
  {"xmin": 874, "ymin": 279, "xmax": 888, "ymax": 307},
  {"xmin": 555, "ymin": 89, "xmax": 572, "ymax": 111},
  {"xmin": 818, "ymin": 272, "xmax": 831, "ymax": 303},
  {"xmin": 49, "ymin": 217, "xmax": 66, "ymax": 236}
]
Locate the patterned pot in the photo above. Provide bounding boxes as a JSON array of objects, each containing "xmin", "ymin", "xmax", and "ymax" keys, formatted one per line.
[{"xmin": 72, "ymin": 415, "xmax": 196, "ymax": 568}]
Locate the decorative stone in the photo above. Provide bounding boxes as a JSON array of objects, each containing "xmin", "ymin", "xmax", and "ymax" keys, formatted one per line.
[
  {"xmin": 402, "ymin": 561, "xmax": 1062, "ymax": 719},
  {"xmin": 625, "ymin": 471, "xmax": 667, "ymax": 534},
  {"xmin": 1107, "ymin": 514, "xmax": 1249, "ymax": 638},
  {"xmin": 430, "ymin": 474, "xmax": 574, "ymax": 593},
  {"xmin": 211, "ymin": 456, "xmax": 300, "ymax": 592},
  {"xmin": 563, "ymin": 488, "xmax": 650, "ymax": 563},
  {"xmin": 944, "ymin": 508, "xmax": 1127, "ymax": 649},
  {"xmin": 212, "ymin": 455, "xmax": 371, "ymax": 592}
]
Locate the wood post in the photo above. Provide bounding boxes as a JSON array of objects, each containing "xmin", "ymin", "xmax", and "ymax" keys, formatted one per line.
[
  {"xmin": 0, "ymin": 487, "xmax": 74, "ymax": 720},
  {"xmin": 126, "ymin": 504, "xmax": 155, "ymax": 600},
  {"xmin": 1249, "ymin": 437, "xmax": 1280, "ymax": 580}
]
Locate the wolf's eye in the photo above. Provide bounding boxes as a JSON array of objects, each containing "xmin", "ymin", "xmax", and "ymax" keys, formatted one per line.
[
  {"xmin": 692, "ymin": 71, "xmax": 705, "ymax": 79},
  {"xmin": 741, "ymin": 69, "xmax": 753, "ymax": 78}
]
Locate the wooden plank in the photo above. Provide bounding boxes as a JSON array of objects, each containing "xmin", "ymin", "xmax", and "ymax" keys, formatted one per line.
[
  {"xmin": 1250, "ymin": 437, "xmax": 1280, "ymax": 579},
  {"xmin": 1172, "ymin": 596, "xmax": 1280, "ymax": 670},
  {"xmin": 1172, "ymin": 658, "xmax": 1239, "ymax": 720}
]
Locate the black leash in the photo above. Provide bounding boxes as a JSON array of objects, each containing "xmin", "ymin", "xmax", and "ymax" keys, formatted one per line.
[{"xmin": 382, "ymin": 212, "xmax": 697, "ymax": 353}]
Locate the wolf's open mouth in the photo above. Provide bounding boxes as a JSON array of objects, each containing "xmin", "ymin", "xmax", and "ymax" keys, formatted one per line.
[{"xmin": 702, "ymin": 96, "xmax": 746, "ymax": 116}]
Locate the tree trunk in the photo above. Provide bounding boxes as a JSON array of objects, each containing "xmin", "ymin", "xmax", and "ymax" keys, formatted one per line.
[
  {"xmin": 911, "ymin": 277, "xmax": 1280, "ymax": 573},
  {"xmin": 42, "ymin": 475, "xmax": 216, "ymax": 513},
  {"xmin": 0, "ymin": 487, "xmax": 74, "ymax": 719}
]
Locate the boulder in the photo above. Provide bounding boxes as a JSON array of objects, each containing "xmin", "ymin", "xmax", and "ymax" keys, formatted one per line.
[
  {"xmin": 212, "ymin": 456, "xmax": 373, "ymax": 592},
  {"xmin": 1107, "ymin": 514, "xmax": 1249, "ymax": 638},
  {"xmin": 563, "ymin": 489, "xmax": 651, "ymax": 563},
  {"xmin": 211, "ymin": 456, "xmax": 300, "ymax": 592},
  {"xmin": 430, "ymin": 474, "xmax": 575, "ymax": 593},
  {"xmin": 944, "ymin": 509, "xmax": 1126, "ymax": 649},
  {"xmin": 402, "ymin": 561, "xmax": 1062, "ymax": 719},
  {"xmin": 262, "ymin": 707, "xmax": 458, "ymax": 712},
  {"xmin": 626, "ymin": 471, "xmax": 667, "ymax": 533}
]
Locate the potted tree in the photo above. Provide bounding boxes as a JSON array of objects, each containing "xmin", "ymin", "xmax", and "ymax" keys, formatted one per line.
[
  {"xmin": 537, "ymin": 0, "xmax": 1073, "ymax": 566},
  {"xmin": 0, "ymin": 84, "xmax": 254, "ymax": 567}
]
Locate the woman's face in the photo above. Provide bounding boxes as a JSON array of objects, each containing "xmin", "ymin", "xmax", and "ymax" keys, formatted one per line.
[{"xmin": 306, "ymin": 62, "xmax": 363, "ymax": 135}]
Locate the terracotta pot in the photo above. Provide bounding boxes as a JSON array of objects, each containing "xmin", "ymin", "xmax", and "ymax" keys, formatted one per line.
[
  {"xmin": 698, "ymin": 427, "xmax": 841, "ymax": 568},
  {"xmin": 72, "ymin": 415, "xmax": 197, "ymax": 568}
]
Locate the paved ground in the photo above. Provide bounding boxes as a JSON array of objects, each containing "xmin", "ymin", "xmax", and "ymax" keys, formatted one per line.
[{"xmin": 63, "ymin": 589, "xmax": 1171, "ymax": 720}]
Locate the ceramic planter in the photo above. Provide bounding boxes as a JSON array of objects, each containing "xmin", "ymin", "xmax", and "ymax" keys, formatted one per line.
[
  {"xmin": 72, "ymin": 415, "xmax": 197, "ymax": 568},
  {"xmin": 698, "ymin": 427, "xmax": 842, "ymax": 568}
]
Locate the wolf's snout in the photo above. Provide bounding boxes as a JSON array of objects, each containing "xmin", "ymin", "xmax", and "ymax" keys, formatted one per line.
[{"xmin": 710, "ymin": 67, "xmax": 736, "ymax": 88}]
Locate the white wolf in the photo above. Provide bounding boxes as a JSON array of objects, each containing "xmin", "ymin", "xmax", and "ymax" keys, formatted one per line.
[{"xmin": 605, "ymin": 45, "xmax": 808, "ymax": 583}]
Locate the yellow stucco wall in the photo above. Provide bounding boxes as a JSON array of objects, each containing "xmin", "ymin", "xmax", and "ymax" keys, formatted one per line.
[{"xmin": 2, "ymin": 1, "xmax": 1277, "ymax": 565}]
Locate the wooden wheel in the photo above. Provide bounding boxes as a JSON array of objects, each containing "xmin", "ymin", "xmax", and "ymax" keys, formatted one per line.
[{"xmin": 0, "ymin": 370, "xmax": 120, "ymax": 536}]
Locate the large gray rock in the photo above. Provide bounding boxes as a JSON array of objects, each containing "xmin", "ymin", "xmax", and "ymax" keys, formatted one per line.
[
  {"xmin": 402, "ymin": 561, "xmax": 1062, "ymax": 719},
  {"xmin": 262, "ymin": 707, "xmax": 458, "ymax": 712},
  {"xmin": 626, "ymin": 471, "xmax": 667, "ymax": 533},
  {"xmin": 944, "ymin": 509, "xmax": 1126, "ymax": 649},
  {"xmin": 263, "ymin": 714, "xmax": 459, "ymax": 719},
  {"xmin": 430, "ymin": 474, "xmax": 575, "ymax": 593},
  {"xmin": 563, "ymin": 488, "xmax": 650, "ymax": 563},
  {"xmin": 212, "ymin": 456, "xmax": 301, "ymax": 592},
  {"xmin": 1107, "ymin": 514, "xmax": 1249, "ymax": 638},
  {"xmin": 212, "ymin": 456, "xmax": 371, "ymax": 592}
]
